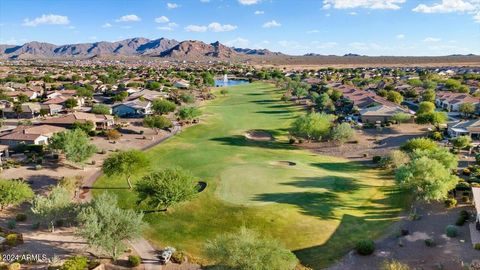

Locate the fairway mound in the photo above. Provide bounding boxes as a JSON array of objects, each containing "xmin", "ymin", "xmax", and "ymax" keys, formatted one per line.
[
  {"xmin": 245, "ymin": 130, "xmax": 274, "ymax": 141},
  {"xmin": 271, "ymin": 161, "xmax": 297, "ymax": 166}
]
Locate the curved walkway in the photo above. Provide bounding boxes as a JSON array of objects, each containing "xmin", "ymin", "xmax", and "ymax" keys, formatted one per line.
[{"xmin": 81, "ymin": 125, "xmax": 181, "ymax": 270}]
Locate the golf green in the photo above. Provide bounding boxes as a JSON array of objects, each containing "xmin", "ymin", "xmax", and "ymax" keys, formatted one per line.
[{"xmin": 94, "ymin": 82, "xmax": 407, "ymax": 268}]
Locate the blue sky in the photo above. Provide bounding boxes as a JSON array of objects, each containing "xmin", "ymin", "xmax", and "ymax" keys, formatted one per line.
[{"xmin": 0, "ymin": 0, "xmax": 479, "ymax": 56}]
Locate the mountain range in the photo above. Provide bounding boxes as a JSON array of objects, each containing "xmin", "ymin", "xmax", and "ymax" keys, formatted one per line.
[{"xmin": 0, "ymin": 37, "xmax": 281, "ymax": 60}]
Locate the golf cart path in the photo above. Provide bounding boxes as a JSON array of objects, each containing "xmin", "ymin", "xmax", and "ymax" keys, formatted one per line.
[
  {"xmin": 82, "ymin": 126, "xmax": 182, "ymax": 269},
  {"xmin": 129, "ymin": 238, "xmax": 161, "ymax": 270}
]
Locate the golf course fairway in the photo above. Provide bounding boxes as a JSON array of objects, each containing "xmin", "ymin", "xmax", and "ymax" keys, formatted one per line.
[{"xmin": 94, "ymin": 82, "xmax": 407, "ymax": 268}]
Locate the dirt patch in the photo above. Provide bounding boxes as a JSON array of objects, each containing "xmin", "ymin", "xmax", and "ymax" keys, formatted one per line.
[
  {"xmin": 244, "ymin": 130, "xmax": 274, "ymax": 141},
  {"xmin": 271, "ymin": 161, "xmax": 297, "ymax": 166}
]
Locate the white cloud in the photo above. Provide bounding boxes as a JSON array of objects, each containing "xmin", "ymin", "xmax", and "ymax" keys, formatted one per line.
[
  {"xmin": 262, "ymin": 20, "xmax": 281, "ymax": 28},
  {"xmin": 158, "ymin": 22, "xmax": 179, "ymax": 31},
  {"xmin": 208, "ymin": 22, "xmax": 237, "ymax": 32},
  {"xmin": 185, "ymin": 24, "xmax": 208, "ymax": 32},
  {"xmin": 424, "ymin": 37, "xmax": 441, "ymax": 42},
  {"xmin": 475, "ymin": 11, "xmax": 480, "ymax": 22},
  {"xmin": 102, "ymin": 23, "xmax": 112, "ymax": 28},
  {"xmin": 307, "ymin": 29, "xmax": 320, "ymax": 34},
  {"xmin": 89, "ymin": 36, "xmax": 97, "ymax": 41},
  {"xmin": 396, "ymin": 34, "xmax": 405, "ymax": 39},
  {"xmin": 200, "ymin": 0, "xmax": 210, "ymax": 2},
  {"xmin": 413, "ymin": 0, "xmax": 476, "ymax": 13},
  {"xmin": 115, "ymin": 14, "xmax": 141, "ymax": 22},
  {"xmin": 66, "ymin": 25, "xmax": 75, "ymax": 29},
  {"xmin": 413, "ymin": 0, "xmax": 480, "ymax": 22},
  {"xmin": 349, "ymin": 11, "xmax": 358, "ymax": 15},
  {"xmin": 155, "ymin": 16, "xmax": 170, "ymax": 23},
  {"xmin": 167, "ymin": 3, "xmax": 179, "ymax": 9},
  {"xmin": 184, "ymin": 22, "xmax": 237, "ymax": 32},
  {"xmin": 254, "ymin": 10, "xmax": 265, "ymax": 15},
  {"xmin": 239, "ymin": 0, "xmax": 261, "ymax": 5},
  {"xmin": 323, "ymin": 0, "xmax": 406, "ymax": 10},
  {"xmin": 225, "ymin": 37, "xmax": 250, "ymax": 47},
  {"xmin": 22, "ymin": 14, "xmax": 70, "ymax": 27}
]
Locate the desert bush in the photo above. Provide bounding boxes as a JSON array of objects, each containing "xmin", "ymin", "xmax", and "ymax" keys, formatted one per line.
[
  {"xmin": 7, "ymin": 263, "xmax": 21, "ymax": 270},
  {"xmin": 356, "ymin": 239, "xmax": 375, "ymax": 255},
  {"xmin": 444, "ymin": 198, "xmax": 457, "ymax": 208},
  {"xmin": 106, "ymin": 129, "xmax": 121, "ymax": 140},
  {"xmin": 424, "ymin": 238, "xmax": 435, "ymax": 247},
  {"xmin": 171, "ymin": 251, "xmax": 186, "ymax": 264},
  {"xmin": 61, "ymin": 256, "xmax": 88, "ymax": 270},
  {"xmin": 372, "ymin": 156, "xmax": 382, "ymax": 163},
  {"xmin": 128, "ymin": 255, "xmax": 141, "ymax": 267},
  {"xmin": 15, "ymin": 213, "xmax": 27, "ymax": 222},
  {"xmin": 7, "ymin": 220, "xmax": 16, "ymax": 229},
  {"xmin": 456, "ymin": 210, "xmax": 469, "ymax": 226},
  {"xmin": 446, "ymin": 225, "xmax": 458, "ymax": 237},
  {"xmin": 456, "ymin": 181, "xmax": 470, "ymax": 191},
  {"xmin": 430, "ymin": 131, "xmax": 443, "ymax": 141},
  {"xmin": 6, "ymin": 234, "xmax": 19, "ymax": 246},
  {"xmin": 380, "ymin": 260, "xmax": 410, "ymax": 270}
]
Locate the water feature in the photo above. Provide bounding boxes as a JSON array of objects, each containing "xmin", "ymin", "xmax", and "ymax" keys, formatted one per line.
[{"xmin": 214, "ymin": 75, "xmax": 250, "ymax": 87}]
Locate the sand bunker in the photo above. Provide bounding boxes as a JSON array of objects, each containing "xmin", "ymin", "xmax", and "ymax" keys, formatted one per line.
[
  {"xmin": 244, "ymin": 130, "xmax": 274, "ymax": 141},
  {"xmin": 271, "ymin": 161, "xmax": 297, "ymax": 166}
]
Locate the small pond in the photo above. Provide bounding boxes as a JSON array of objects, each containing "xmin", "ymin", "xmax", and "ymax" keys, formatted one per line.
[{"xmin": 214, "ymin": 79, "xmax": 250, "ymax": 87}]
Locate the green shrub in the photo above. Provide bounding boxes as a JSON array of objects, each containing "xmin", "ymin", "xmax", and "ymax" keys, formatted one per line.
[
  {"xmin": 61, "ymin": 256, "xmax": 88, "ymax": 270},
  {"xmin": 474, "ymin": 243, "xmax": 480, "ymax": 250},
  {"xmin": 380, "ymin": 259, "xmax": 410, "ymax": 270},
  {"xmin": 171, "ymin": 251, "xmax": 186, "ymax": 264},
  {"xmin": 444, "ymin": 198, "xmax": 457, "ymax": 208},
  {"xmin": 463, "ymin": 168, "xmax": 471, "ymax": 176},
  {"xmin": 456, "ymin": 210, "xmax": 469, "ymax": 226},
  {"xmin": 456, "ymin": 181, "xmax": 471, "ymax": 191},
  {"xmin": 424, "ymin": 238, "xmax": 435, "ymax": 247},
  {"xmin": 430, "ymin": 131, "xmax": 443, "ymax": 141},
  {"xmin": 7, "ymin": 220, "xmax": 16, "ymax": 229},
  {"xmin": 461, "ymin": 195, "xmax": 470, "ymax": 203},
  {"xmin": 372, "ymin": 156, "xmax": 382, "ymax": 163},
  {"xmin": 446, "ymin": 225, "xmax": 458, "ymax": 237},
  {"xmin": 15, "ymin": 213, "xmax": 27, "ymax": 222},
  {"xmin": 8, "ymin": 263, "xmax": 21, "ymax": 270},
  {"xmin": 356, "ymin": 239, "xmax": 375, "ymax": 255},
  {"xmin": 35, "ymin": 165, "xmax": 43, "ymax": 170},
  {"xmin": 6, "ymin": 234, "xmax": 19, "ymax": 246},
  {"xmin": 128, "ymin": 255, "xmax": 141, "ymax": 267}
]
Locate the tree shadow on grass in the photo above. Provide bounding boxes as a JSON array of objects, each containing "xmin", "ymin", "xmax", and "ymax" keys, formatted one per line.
[
  {"xmin": 310, "ymin": 162, "xmax": 367, "ymax": 173},
  {"xmin": 255, "ymin": 110, "xmax": 291, "ymax": 115},
  {"xmin": 291, "ymin": 185, "xmax": 407, "ymax": 269},
  {"xmin": 284, "ymin": 176, "xmax": 367, "ymax": 193},
  {"xmin": 211, "ymin": 135, "xmax": 296, "ymax": 150},
  {"xmin": 294, "ymin": 214, "xmax": 383, "ymax": 269},
  {"xmin": 254, "ymin": 191, "xmax": 341, "ymax": 220},
  {"xmin": 250, "ymin": 99, "xmax": 278, "ymax": 104}
]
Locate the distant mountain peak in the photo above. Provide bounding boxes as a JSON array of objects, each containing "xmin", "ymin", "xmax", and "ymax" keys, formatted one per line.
[{"xmin": 0, "ymin": 37, "xmax": 273, "ymax": 60}]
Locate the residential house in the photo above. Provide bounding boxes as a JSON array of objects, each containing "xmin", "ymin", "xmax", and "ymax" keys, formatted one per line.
[
  {"xmin": 435, "ymin": 91, "xmax": 479, "ymax": 112},
  {"xmin": 42, "ymin": 112, "xmax": 115, "ymax": 130},
  {"xmin": 2, "ymin": 102, "xmax": 41, "ymax": 119},
  {"xmin": 112, "ymin": 99, "xmax": 152, "ymax": 118},
  {"xmin": 126, "ymin": 89, "xmax": 169, "ymax": 102},
  {"xmin": 0, "ymin": 125, "xmax": 65, "ymax": 147},
  {"xmin": 359, "ymin": 105, "xmax": 412, "ymax": 123},
  {"xmin": 174, "ymin": 79, "xmax": 190, "ymax": 89},
  {"xmin": 447, "ymin": 119, "xmax": 480, "ymax": 139}
]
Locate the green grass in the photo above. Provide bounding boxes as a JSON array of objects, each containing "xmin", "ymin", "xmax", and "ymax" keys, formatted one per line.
[{"xmin": 94, "ymin": 82, "xmax": 407, "ymax": 268}]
